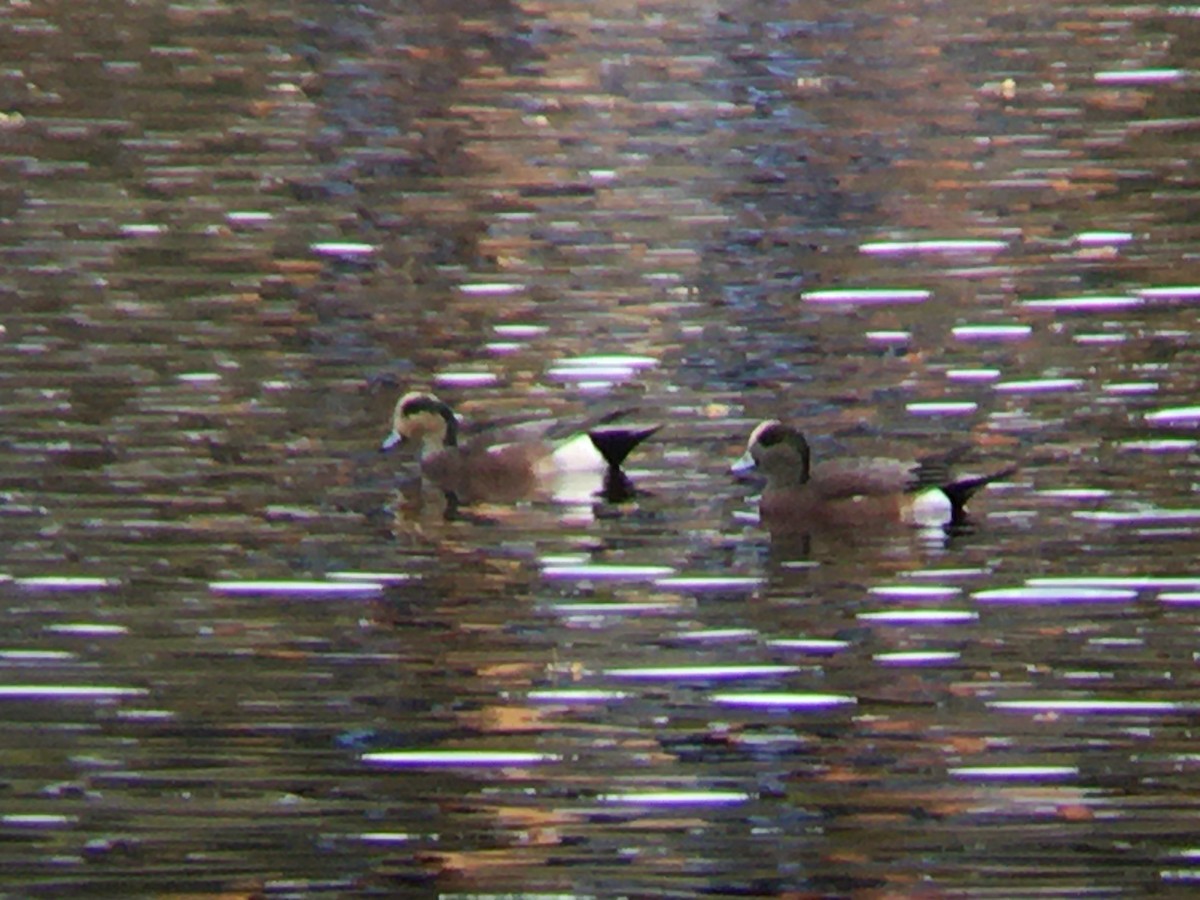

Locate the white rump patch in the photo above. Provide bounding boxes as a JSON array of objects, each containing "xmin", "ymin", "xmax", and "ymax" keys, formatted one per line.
[
  {"xmin": 906, "ymin": 488, "xmax": 952, "ymax": 526},
  {"xmin": 548, "ymin": 432, "xmax": 606, "ymax": 472}
]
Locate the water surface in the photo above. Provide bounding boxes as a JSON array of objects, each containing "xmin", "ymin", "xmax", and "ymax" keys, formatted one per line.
[{"xmin": 2, "ymin": 0, "xmax": 1200, "ymax": 895}]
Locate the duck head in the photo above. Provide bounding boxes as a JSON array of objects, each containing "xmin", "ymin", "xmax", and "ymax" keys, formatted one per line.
[
  {"xmin": 381, "ymin": 391, "xmax": 459, "ymax": 457},
  {"xmin": 731, "ymin": 419, "xmax": 812, "ymax": 485}
]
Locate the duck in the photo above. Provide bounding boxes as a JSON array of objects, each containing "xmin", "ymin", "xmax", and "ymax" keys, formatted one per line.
[
  {"xmin": 380, "ymin": 390, "xmax": 660, "ymax": 504},
  {"xmin": 732, "ymin": 419, "xmax": 1016, "ymax": 534}
]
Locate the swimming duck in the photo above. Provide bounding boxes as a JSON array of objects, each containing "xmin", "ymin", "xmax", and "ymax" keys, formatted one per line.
[
  {"xmin": 381, "ymin": 390, "xmax": 659, "ymax": 504},
  {"xmin": 732, "ymin": 419, "xmax": 1016, "ymax": 534}
]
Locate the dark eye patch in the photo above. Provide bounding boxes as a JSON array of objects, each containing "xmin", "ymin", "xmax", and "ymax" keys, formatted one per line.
[
  {"xmin": 757, "ymin": 424, "xmax": 789, "ymax": 447},
  {"xmin": 400, "ymin": 395, "xmax": 446, "ymax": 418}
]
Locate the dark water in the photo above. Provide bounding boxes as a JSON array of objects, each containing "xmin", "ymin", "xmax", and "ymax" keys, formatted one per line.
[{"xmin": 2, "ymin": 0, "xmax": 1200, "ymax": 895}]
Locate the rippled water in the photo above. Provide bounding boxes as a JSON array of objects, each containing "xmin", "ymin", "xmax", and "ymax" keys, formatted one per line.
[{"xmin": 2, "ymin": 0, "xmax": 1200, "ymax": 895}]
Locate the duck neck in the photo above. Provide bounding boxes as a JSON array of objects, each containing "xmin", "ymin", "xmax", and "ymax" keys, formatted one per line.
[
  {"xmin": 418, "ymin": 438, "xmax": 445, "ymax": 461},
  {"xmin": 773, "ymin": 461, "xmax": 810, "ymax": 488},
  {"xmin": 770, "ymin": 445, "xmax": 811, "ymax": 488}
]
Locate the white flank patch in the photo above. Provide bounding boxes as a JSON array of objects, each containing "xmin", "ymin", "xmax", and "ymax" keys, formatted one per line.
[
  {"xmin": 548, "ymin": 432, "xmax": 607, "ymax": 472},
  {"xmin": 906, "ymin": 489, "xmax": 952, "ymax": 526}
]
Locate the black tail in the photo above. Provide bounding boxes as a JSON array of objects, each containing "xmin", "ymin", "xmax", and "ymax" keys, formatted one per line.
[
  {"xmin": 587, "ymin": 425, "xmax": 661, "ymax": 469},
  {"xmin": 599, "ymin": 467, "xmax": 639, "ymax": 503},
  {"xmin": 942, "ymin": 465, "xmax": 1018, "ymax": 522}
]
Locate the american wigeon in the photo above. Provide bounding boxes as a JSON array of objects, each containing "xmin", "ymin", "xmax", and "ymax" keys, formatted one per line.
[
  {"xmin": 732, "ymin": 419, "xmax": 1016, "ymax": 534},
  {"xmin": 380, "ymin": 390, "xmax": 660, "ymax": 504}
]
